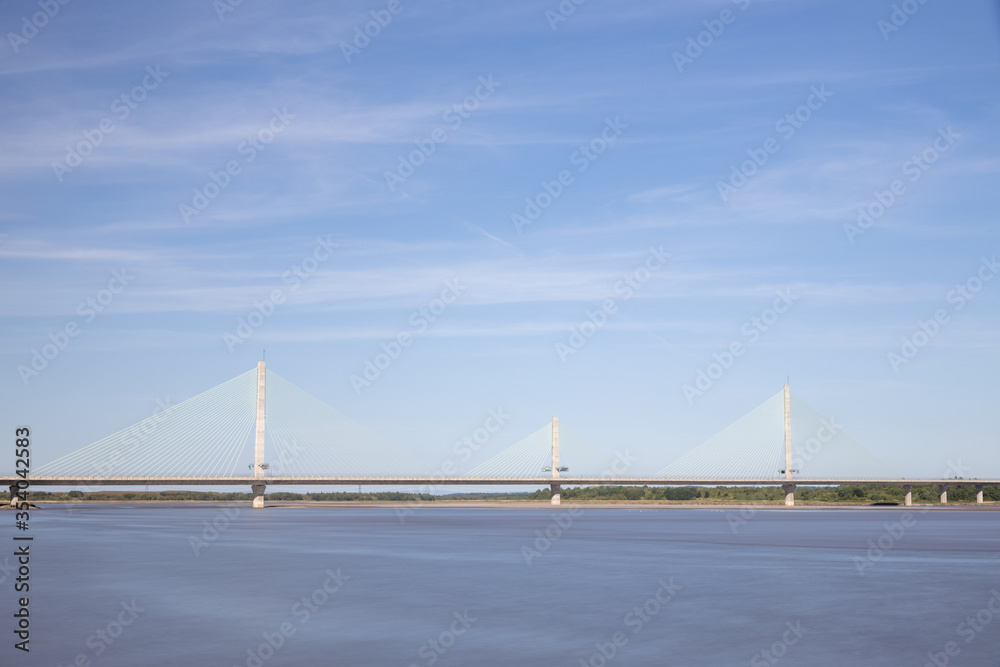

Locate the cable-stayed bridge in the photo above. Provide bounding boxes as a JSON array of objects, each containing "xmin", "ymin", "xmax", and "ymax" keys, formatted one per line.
[{"xmin": 5, "ymin": 362, "xmax": 996, "ymax": 508}]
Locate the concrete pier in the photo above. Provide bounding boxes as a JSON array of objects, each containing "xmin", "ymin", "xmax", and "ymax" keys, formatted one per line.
[
  {"xmin": 252, "ymin": 484, "xmax": 266, "ymax": 509},
  {"xmin": 976, "ymin": 484, "xmax": 984, "ymax": 504},
  {"xmin": 9, "ymin": 484, "xmax": 19, "ymax": 508},
  {"xmin": 550, "ymin": 416, "xmax": 560, "ymax": 505},
  {"xmin": 939, "ymin": 484, "xmax": 948, "ymax": 504},
  {"xmin": 783, "ymin": 483, "xmax": 796, "ymax": 507},
  {"xmin": 904, "ymin": 485, "xmax": 912, "ymax": 507},
  {"xmin": 252, "ymin": 361, "xmax": 266, "ymax": 508}
]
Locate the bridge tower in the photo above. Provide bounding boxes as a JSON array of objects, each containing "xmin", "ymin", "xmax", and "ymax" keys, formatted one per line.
[
  {"xmin": 550, "ymin": 417, "xmax": 560, "ymax": 505},
  {"xmin": 782, "ymin": 383, "xmax": 795, "ymax": 507},
  {"xmin": 252, "ymin": 360, "xmax": 266, "ymax": 508}
]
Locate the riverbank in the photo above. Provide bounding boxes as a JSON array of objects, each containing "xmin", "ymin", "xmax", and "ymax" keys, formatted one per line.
[
  {"xmin": 15, "ymin": 499, "xmax": 999, "ymax": 510},
  {"xmin": 10, "ymin": 482, "xmax": 997, "ymax": 506}
]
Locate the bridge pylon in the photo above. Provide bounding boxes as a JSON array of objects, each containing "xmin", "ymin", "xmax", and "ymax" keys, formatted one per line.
[
  {"xmin": 783, "ymin": 383, "xmax": 795, "ymax": 507},
  {"xmin": 252, "ymin": 360, "xmax": 266, "ymax": 508},
  {"xmin": 550, "ymin": 417, "xmax": 560, "ymax": 505}
]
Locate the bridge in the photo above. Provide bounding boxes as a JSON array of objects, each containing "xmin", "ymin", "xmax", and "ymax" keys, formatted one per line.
[{"xmin": 5, "ymin": 362, "xmax": 996, "ymax": 508}]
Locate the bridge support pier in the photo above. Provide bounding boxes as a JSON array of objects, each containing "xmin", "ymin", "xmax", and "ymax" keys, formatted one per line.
[
  {"xmin": 939, "ymin": 484, "xmax": 948, "ymax": 504},
  {"xmin": 783, "ymin": 483, "xmax": 795, "ymax": 507},
  {"xmin": 252, "ymin": 484, "xmax": 266, "ymax": 509},
  {"xmin": 976, "ymin": 485, "xmax": 984, "ymax": 504},
  {"xmin": 903, "ymin": 485, "xmax": 912, "ymax": 507},
  {"xmin": 550, "ymin": 484, "xmax": 561, "ymax": 506},
  {"xmin": 9, "ymin": 484, "xmax": 19, "ymax": 508}
]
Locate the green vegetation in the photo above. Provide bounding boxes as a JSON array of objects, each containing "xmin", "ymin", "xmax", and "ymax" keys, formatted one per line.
[
  {"xmin": 20, "ymin": 490, "xmax": 253, "ymax": 502},
  {"xmin": 524, "ymin": 486, "xmax": 708, "ymax": 502},
  {"xmin": 525, "ymin": 484, "xmax": 997, "ymax": 504},
  {"xmin": 269, "ymin": 491, "xmax": 436, "ymax": 501},
  {"xmin": 7, "ymin": 484, "xmax": 997, "ymax": 504}
]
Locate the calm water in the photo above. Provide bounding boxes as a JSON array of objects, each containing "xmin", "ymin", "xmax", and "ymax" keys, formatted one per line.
[{"xmin": 6, "ymin": 504, "xmax": 999, "ymax": 666}]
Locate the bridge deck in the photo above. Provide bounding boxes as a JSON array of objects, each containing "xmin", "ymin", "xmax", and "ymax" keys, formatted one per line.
[{"xmin": 3, "ymin": 476, "xmax": 995, "ymax": 487}]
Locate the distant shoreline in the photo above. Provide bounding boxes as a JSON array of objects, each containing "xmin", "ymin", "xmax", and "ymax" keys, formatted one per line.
[
  {"xmin": 18, "ymin": 500, "xmax": 1000, "ymax": 510},
  {"xmin": 11, "ymin": 482, "xmax": 997, "ymax": 508}
]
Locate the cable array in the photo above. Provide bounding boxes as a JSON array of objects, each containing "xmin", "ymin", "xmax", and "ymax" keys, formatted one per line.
[
  {"xmin": 34, "ymin": 369, "xmax": 258, "ymax": 478},
  {"xmin": 788, "ymin": 392, "xmax": 901, "ymax": 480},
  {"xmin": 657, "ymin": 390, "xmax": 786, "ymax": 479},
  {"xmin": 32, "ymin": 363, "xmax": 903, "ymax": 483},
  {"xmin": 461, "ymin": 423, "xmax": 632, "ymax": 479},
  {"xmin": 463, "ymin": 423, "xmax": 552, "ymax": 478},
  {"xmin": 558, "ymin": 427, "xmax": 636, "ymax": 478},
  {"xmin": 261, "ymin": 369, "xmax": 433, "ymax": 477},
  {"xmin": 656, "ymin": 389, "xmax": 902, "ymax": 480}
]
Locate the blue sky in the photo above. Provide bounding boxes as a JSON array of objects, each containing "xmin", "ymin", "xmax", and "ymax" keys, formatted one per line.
[{"xmin": 1, "ymin": 0, "xmax": 999, "ymax": 485}]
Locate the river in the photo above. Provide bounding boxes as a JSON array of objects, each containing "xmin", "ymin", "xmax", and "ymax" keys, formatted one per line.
[{"xmin": 7, "ymin": 504, "xmax": 999, "ymax": 666}]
